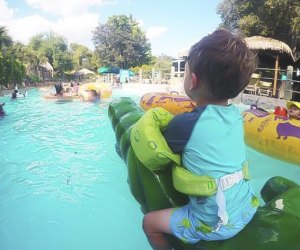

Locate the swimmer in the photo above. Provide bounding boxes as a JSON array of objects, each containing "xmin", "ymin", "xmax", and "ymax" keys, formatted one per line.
[
  {"xmin": 11, "ymin": 89, "xmax": 18, "ymax": 99},
  {"xmin": 11, "ymin": 89, "xmax": 27, "ymax": 99},
  {"xmin": 0, "ymin": 103, "xmax": 5, "ymax": 116},
  {"xmin": 54, "ymin": 83, "xmax": 63, "ymax": 96},
  {"xmin": 286, "ymin": 101, "xmax": 300, "ymax": 120},
  {"xmin": 80, "ymin": 89, "xmax": 100, "ymax": 102}
]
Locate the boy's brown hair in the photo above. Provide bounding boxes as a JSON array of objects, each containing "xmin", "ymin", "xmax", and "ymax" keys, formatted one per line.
[{"xmin": 187, "ymin": 29, "xmax": 257, "ymax": 100}]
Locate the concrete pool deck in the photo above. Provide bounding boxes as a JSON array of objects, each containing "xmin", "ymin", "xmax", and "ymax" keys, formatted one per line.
[{"xmin": 232, "ymin": 92, "xmax": 287, "ymax": 110}]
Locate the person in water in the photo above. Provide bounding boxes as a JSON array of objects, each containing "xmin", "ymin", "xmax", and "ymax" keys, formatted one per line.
[
  {"xmin": 286, "ymin": 101, "xmax": 300, "ymax": 120},
  {"xmin": 54, "ymin": 83, "xmax": 63, "ymax": 95},
  {"xmin": 11, "ymin": 89, "xmax": 18, "ymax": 99},
  {"xmin": 11, "ymin": 89, "xmax": 27, "ymax": 99},
  {"xmin": 0, "ymin": 103, "xmax": 5, "ymax": 116},
  {"xmin": 142, "ymin": 29, "xmax": 259, "ymax": 250},
  {"xmin": 86, "ymin": 89, "xmax": 100, "ymax": 102},
  {"xmin": 72, "ymin": 82, "xmax": 80, "ymax": 94}
]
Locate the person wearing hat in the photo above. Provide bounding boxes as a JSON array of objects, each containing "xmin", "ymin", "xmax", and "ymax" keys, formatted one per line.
[{"xmin": 286, "ymin": 101, "xmax": 300, "ymax": 120}]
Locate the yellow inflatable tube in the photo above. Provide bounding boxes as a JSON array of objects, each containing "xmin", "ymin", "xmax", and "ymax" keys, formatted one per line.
[
  {"xmin": 243, "ymin": 108, "xmax": 300, "ymax": 165},
  {"xmin": 78, "ymin": 83, "xmax": 112, "ymax": 100},
  {"xmin": 140, "ymin": 92, "xmax": 196, "ymax": 115}
]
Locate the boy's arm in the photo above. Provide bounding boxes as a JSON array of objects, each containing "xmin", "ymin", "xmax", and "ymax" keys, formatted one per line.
[{"xmin": 162, "ymin": 110, "xmax": 202, "ymax": 153}]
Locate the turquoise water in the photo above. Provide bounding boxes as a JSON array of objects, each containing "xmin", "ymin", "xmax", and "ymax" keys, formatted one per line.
[
  {"xmin": 0, "ymin": 88, "xmax": 300, "ymax": 250},
  {"xmin": 0, "ymin": 89, "xmax": 151, "ymax": 250}
]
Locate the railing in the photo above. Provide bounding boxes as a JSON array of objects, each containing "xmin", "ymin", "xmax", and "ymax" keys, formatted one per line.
[{"xmin": 245, "ymin": 67, "xmax": 300, "ymax": 100}]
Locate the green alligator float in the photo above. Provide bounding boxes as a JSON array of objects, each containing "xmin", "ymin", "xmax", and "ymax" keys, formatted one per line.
[{"xmin": 108, "ymin": 97, "xmax": 300, "ymax": 250}]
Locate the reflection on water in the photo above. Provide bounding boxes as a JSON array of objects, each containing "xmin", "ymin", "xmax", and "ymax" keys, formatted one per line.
[{"xmin": 0, "ymin": 89, "xmax": 151, "ymax": 250}]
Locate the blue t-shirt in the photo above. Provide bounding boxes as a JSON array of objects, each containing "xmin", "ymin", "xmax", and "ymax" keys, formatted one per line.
[{"xmin": 163, "ymin": 104, "xmax": 255, "ymax": 226}]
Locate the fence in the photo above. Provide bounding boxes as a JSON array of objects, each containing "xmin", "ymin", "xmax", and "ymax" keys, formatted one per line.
[
  {"xmin": 244, "ymin": 65, "xmax": 300, "ymax": 101},
  {"xmin": 96, "ymin": 66, "xmax": 185, "ymax": 86}
]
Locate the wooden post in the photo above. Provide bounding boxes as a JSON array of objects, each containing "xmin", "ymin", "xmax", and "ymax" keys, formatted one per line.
[{"xmin": 272, "ymin": 55, "xmax": 279, "ymax": 97}]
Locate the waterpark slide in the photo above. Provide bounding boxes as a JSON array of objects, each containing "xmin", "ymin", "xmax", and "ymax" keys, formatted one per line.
[{"xmin": 108, "ymin": 97, "xmax": 300, "ymax": 250}]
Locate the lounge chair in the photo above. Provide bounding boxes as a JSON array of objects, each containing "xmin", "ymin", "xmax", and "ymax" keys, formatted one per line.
[
  {"xmin": 244, "ymin": 73, "xmax": 261, "ymax": 95},
  {"xmin": 258, "ymin": 81, "xmax": 272, "ymax": 97}
]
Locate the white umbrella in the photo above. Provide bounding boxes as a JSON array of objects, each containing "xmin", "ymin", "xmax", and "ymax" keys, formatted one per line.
[{"xmin": 77, "ymin": 68, "xmax": 95, "ymax": 75}]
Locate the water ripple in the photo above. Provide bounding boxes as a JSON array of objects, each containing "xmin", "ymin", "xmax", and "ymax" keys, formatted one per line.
[{"xmin": 0, "ymin": 89, "xmax": 116, "ymax": 206}]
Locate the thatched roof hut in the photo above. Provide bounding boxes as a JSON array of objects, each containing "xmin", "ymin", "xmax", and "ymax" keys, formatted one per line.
[
  {"xmin": 244, "ymin": 36, "xmax": 295, "ymax": 96},
  {"xmin": 244, "ymin": 36, "xmax": 295, "ymax": 65},
  {"xmin": 39, "ymin": 62, "xmax": 53, "ymax": 80},
  {"xmin": 39, "ymin": 62, "xmax": 53, "ymax": 71},
  {"xmin": 177, "ymin": 36, "xmax": 294, "ymax": 63}
]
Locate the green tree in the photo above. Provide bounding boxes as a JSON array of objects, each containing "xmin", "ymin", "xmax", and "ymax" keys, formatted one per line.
[
  {"xmin": 0, "ymin": 50, "xmax": 26, "ymax": 89},
  {"xmin": 0, "ymin": 26, "xmax": 11, "ymax": 90},
  {"xmin": 0, "ymin": 26, "xmax": 26, "ymax": 91},
  {"xmin": 28, "ymin": 32, "xmax": 73, "ymax": 78},
  {"xmin": 70, "ymin": 43, "xmax": 94, "ymax": 70},
  {"xmin": 9, "ymin": 43, "xmax": 26, "ymax": 86},
  {"xmin": 0, "ymin": 26, "xmax": 13, "ymax": 52},
  {"xmin": 89, "ymin": 52, "xmax": 100, "ymax": 71},
  {"xmin": 92, "ymin": 15, "xmax": 152, "ymax": 69},
  {"xmin": 217, "ymin": 0, "xmax": 300, "ymax": 50},
  {"xmin": 22, "ymin": 46, "xmax": 42, "ymax": 80},
  {"xmin": 0, "ymin": 26, "xmax": 13, "ymax": 85},
  {"xmin": 153, "ymin": 54, "xmax": 172, "ymax": 71}
]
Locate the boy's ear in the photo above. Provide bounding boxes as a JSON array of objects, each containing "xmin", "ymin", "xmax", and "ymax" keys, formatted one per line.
[{"xmin": 190, "ymin": 73, "xmax": 200, "ymax": 90}]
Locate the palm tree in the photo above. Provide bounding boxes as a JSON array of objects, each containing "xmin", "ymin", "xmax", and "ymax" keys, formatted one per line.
[
  {"xmin": 0, "ymin": 26, "xmax": 13, "ymax": 95},
  {"xmin": 0, "ymin": 26, "xmax": 13, "ymax": 52}
]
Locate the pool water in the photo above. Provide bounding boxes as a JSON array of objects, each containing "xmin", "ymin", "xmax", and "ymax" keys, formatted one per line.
[
  {"xmin": 0, "ymin": 88, "xmax": 151, "ymax": 250},
  {"xmin": 1, "ymin": 87, "xmax": 300, "ymax": 250}
]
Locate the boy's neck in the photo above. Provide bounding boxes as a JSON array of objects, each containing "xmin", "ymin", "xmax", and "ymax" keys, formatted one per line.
[{"xmin": 196, "ymin": 97, "xmax": 229, "ymax": 107}]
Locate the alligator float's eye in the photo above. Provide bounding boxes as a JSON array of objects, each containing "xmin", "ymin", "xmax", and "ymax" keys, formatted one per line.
[
  {"xmin": 153, "ymin": 112, "xmax": 159, "ymax": 122},
  {"xmin": 134, "ymin": 130, "xmax": 140, "ymax": 142},
  {"xmin": 148, "ymin": 141, "xmax": 157, "ymax": 150}
]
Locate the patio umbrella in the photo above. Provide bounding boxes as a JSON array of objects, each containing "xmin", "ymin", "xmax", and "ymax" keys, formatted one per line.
[
  {"xmin": 98, "ymin": 67, "xmax": 109, "ymax": 74},
  {"xmin": 245, "ymin": 36, "xmax": 295, "ymax": 96},
  {"xmin": 77, "ymin": 68, "xmax": 95, "ymax": 75},
  {"xmin": 98, "ymin": 67, "xmax": 120, "ymax": 74}
]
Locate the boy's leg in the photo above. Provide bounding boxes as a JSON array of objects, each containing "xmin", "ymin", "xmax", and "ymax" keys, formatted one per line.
[{"xmin": 143, "ymin": 208, "xmax": 173, "ymax": 250}]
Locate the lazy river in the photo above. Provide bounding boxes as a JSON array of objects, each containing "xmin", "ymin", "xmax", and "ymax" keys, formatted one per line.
[{"xmin": 0, "ymin": 85, "xmax": 299, "ymax": 250}]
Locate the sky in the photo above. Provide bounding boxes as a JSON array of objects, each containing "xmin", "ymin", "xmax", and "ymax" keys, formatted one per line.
[{"xmin": 0, "ymin": 0, "xmax": 222, "ymax": 58}]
